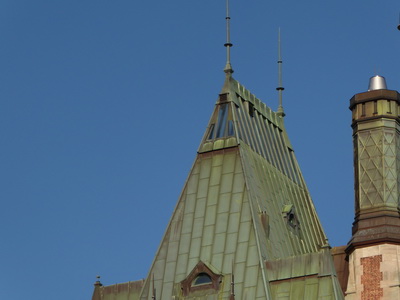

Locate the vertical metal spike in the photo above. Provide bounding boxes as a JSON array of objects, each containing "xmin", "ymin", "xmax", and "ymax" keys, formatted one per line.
[
  {"xmin": 152, "ymin": 274, "xmax": 156, "ymax": 300},
  {"xmin": 230, "ymin": 260, "xmax": 235, "ymax": 300},
  {"xmin": 224, "ymin": 0, "xmax": 234, "ymax": 75},
  {"xmin": 276, "ymin": 28, "xmax": 285, "ymax": 117}
]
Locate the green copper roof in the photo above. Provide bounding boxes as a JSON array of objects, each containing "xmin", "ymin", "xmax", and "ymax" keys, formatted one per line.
[
  {"xmin": 93, "ymin": 75, "xmax": 343, "ymax": 299},
  {"xmin": 267, "ymin": 251, "xmax": 343, "ymax": 299},
  {"xmin": 200, "ymin": 75, "xmax": 300, "ymax": 185},
  {"xmin": 138, "ymin": 148, "xmax": 268, "ymax": 299}
]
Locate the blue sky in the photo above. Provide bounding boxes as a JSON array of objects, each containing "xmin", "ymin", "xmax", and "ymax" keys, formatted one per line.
[{"xmin": 1, "ymin": 1, "xmax": 399, "ymax": 299}]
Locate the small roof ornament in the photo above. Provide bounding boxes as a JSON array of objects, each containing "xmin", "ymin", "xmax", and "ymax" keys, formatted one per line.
[
  {"xmin": 94, "ymin": 275, "xmax": 102, "ymax": 286},
  {"xmin": 368, "ymin": 75, "xmax": 387, "ymax": 91}
]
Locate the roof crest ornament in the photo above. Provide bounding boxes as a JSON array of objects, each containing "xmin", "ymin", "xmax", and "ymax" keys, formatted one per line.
[
  {"xmin": 224, "ymin": 0, "xmax": 234, "ymax": 75},
  {"xmin": 276, "ymin": 28, "xmax": 285, "ymax": 117}
]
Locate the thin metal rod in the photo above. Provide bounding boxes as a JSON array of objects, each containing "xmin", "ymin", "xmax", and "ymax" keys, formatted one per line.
[
  {"xmin": 152, "ymin": 274, "xmax": 156, "ymax": 300},
  {"xmin": 230, "ymin": 260, "xmax": 235, "ymax": 300},
  {"xmin": 224, "ymin": 0, "xmax": 233, "ymax": 74},
  {"xmin": 276, "ymin": 28, "xmax": 285, "ymax": 117}
]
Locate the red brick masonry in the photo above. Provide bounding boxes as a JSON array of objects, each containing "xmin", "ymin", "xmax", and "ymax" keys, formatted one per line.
[{"xmin": 361, "ymin": 255, "xmax": 383, "ymax": 300}]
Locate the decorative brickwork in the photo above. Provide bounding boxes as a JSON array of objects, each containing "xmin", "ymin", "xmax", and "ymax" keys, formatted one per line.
[{"xmin": 361, "ymin": 255, "xmax": 383, "ymax": 300}]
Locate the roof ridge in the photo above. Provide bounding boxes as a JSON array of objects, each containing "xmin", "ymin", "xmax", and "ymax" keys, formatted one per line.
[{"xmin": 224, "ymin": 77, "xmax": 284, "ymax": 129}]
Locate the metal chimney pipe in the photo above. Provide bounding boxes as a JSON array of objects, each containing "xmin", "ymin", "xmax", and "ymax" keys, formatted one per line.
[{"xmin": 368, "ymin": 75, "xmax": 387, "ymax": 91}]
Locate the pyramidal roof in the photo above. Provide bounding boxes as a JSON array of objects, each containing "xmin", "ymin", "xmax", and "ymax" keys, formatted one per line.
[{"xmin": 92, "ymin": 73, "xmax": 344, "ymax": 300}]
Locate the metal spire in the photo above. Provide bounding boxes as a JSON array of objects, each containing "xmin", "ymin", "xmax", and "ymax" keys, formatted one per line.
[
  {"xmin": 224, "ymin": 0, "xmax": 234, "ymax": 75},
  {"xmin": 276, "ymin": 28, "xmax": 285, "ymax": 117}
]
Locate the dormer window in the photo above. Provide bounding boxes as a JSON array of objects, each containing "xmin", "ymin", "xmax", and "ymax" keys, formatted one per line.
[
  {"xmin": 192, "ymin": 273, "xmax": 212, "ymax": 286},
  {"xmin": 180, "ymin": 261, "xmax": 222, "ymax": 296}
]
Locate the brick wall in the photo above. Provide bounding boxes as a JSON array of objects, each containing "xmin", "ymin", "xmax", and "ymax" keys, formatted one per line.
[{"xmin": 360, "ymin": 255, "xmax": 383, "ymax": 300}]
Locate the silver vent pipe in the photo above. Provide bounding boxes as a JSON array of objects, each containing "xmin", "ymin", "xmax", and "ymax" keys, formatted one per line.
[{"xmin": 368, "ymin": 75, "xmax": 387, "ymax": 91}]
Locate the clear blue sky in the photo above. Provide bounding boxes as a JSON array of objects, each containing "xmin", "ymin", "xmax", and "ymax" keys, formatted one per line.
[{"xmin": 1, "ymin": 1, "xmax": 399, "ymax": 299}]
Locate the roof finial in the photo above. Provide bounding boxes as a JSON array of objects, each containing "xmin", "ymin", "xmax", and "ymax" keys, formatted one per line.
[
  {"xmin": 92, "ymin": 275, "xmax": 103, "ymax": 300},
  {"xmin": 94, "ymin": 275, "xmax": 102, "ymax": 286},
  {"xmin": 276, "ymin": 28, "xmax": 285, "ymax": 117},
  {"xmin": 224, "ymin": 0, "xmax": 234, "ymax": 75}
]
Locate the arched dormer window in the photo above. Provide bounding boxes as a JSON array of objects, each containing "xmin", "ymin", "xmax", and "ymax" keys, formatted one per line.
[
  {"xmin": 180, "ymin": 261, "xmax": 222, "ymax": 296},
  {"xmin": 192, "ymin": 273, "xmax": 212, "ymax": 286}
]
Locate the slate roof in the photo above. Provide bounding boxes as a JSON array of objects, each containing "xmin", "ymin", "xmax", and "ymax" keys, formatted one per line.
[{"xmin": 92, "ymin": 74, "xmax": 344, "ymax": 299}]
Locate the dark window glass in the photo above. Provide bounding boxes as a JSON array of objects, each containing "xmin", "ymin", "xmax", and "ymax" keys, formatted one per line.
[
  {"xmin": 215, "ymin": 104, "xmax": 228, "ymax": 138},
  {"xmin": 227, "ymin": 120, "xmax": 234, "ymax": 136},
  {"xmin": 248, "ymin": 103, "xmax": 254, "ymax": 117},
  {"xmin": 207, "ymin": 124, "xmax": 215, "ymax": 140},
  {"xmin": 192, "ymin": 273, "xmax": 212, "ymax": 286}
]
